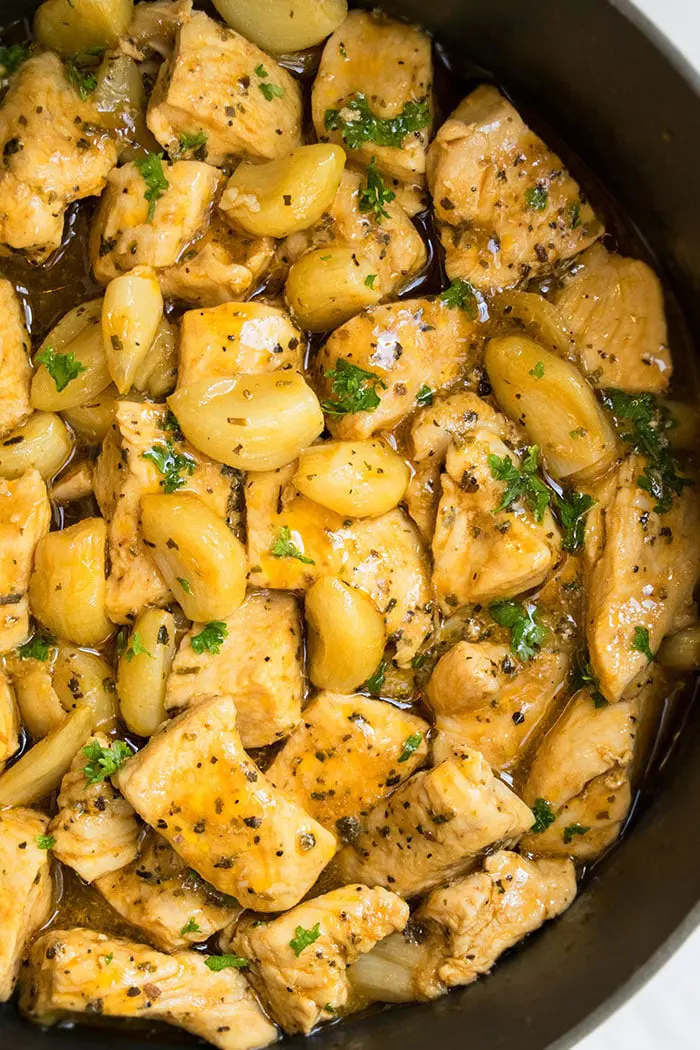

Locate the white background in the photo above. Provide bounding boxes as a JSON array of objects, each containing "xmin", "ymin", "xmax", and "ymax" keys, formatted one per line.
[{"xmin": 577, "ymin": 1, "xmax": 700, "ymax": 1046}]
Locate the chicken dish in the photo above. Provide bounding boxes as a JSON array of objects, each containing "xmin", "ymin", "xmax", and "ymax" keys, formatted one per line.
[{"xmin": 0, "ymin": 1, "xmax": 698, "ymax": 1047}]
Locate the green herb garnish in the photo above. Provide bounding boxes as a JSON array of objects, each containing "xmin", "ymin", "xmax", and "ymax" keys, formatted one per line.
[
  {"xmin": 65, "ymin": 56, "xmax": 97, "ymax": 100},
  {"xmin": 321, "ymin": 359, "xmax": 386, "ymax": 417},
  {"xmin": 440, "ymin": 278, "xmax": 478, "ymax": 318},
  {"xmin": 36, "ymin": 834, "xmax": 56, "ymax": 850},
  {"xmin": 82, "ymin": 740, "xmax": 131, "ymax": 785},
  {"xmin": 365, "ymin": 660, "xmax": 386, "ymax": 696},
  {"xmin": 569, "ymin": 201, "xmax": 581, "ymax": 229},
  {"xmin": 205, "ymin": 955, "xmax": 248, "ymax": 971},
  {"xmin": 531, "ymin": 797, "xmax": 556, "ymax": 834},
  {"xmin": 525, "ymin": 185, "xmax": 548, "ymax": 211},
  {"xmin": 488, "ymin": 445, "xmax": 551, "ymax": 522},
  {"xmin": 180, "ymin": 917, "xmax": 201, "ymax": 936},
  {"xmin": 17, "ymin": 633, "xmax": 54, "ymax": 661},
  {"xmin": 359, "ymin": 156, "xmax": 396, "ymax": 221},
  {"xmin": 552, "ymin": 490, "xmax": 596, "ymax": 553},
  {"xmin": 271, "ymin": 526, "xmax": 314, "ymax": 565},
  {"xmin": 191, "ymin": 621, "xmax": 228, "ymax": 655},
  {"xmin": 259, "ymin": 81, "xmax": 284, "ymax": 101},
  {"xmin": 529, "ymin": 361, "xmax": 545, "ymax": 379},
  {"xmin": 632, "ymin": 625, "xmax": 654, "ymax": 663},
  {"xmin": 364, "ymin": 273, "xmax": 378, "ymax": 289},
  {"xmin": 398, "ymin": 732, "xmax": 423, "ymax": 763},
  {"xmin": 324, "ymin": 92, "xmax": 429, "ymax": 150},
  {"xmin": 0, "ymin": 43, "xmax": 30, "ymax": 76},
  {"xmin": 563, "ymin": 823, "xmax": 590, "ymax": 844},
  {"xmin": 142, "ymin": 441, "xmax": 196, "ymax": 493},
  {"xmin": 136, "ymin": 152, "xmax": 169, "ymax": 222},
  {"xmin": 125, "ymin": 631, "xmax": 153, "ymax": 663},
  {"xmin": 415, "ymin": 384, "xmax": 434, "ymax": 407},
  {"xmin": 289, "ymin": 922, "xmax": 321, "ymax": 957},
  {"xmin": 35, "ymin": 346, "xmax": 86, "ymax": 393},
  {"xmin": 571, "ymin": 654, "xmax": 608, "ymax": 708},
  {"xmin": 104, "ymin": 953, "xmax": 114, "ymax": 965},
  {"xmin": 176, "ymin": 577, "xmax": 192, "ymax": 594},
  {"xmin": 177, "ymin": 131, "xmax": 208, "ymax": 159},
  {"xmin": 490, "ymin": 600, "xmax": 548, "ymax": 663}
]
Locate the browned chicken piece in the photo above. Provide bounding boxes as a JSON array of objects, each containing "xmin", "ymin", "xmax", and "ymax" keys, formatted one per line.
[
  {"xmin": 48, "ymin": 733, "xmax": 140, "ymax": 884},
  {"xmin": 282, "ymin": 169, "xmax": 427, "ymax": 299},
  {"xmin": 147, "ymin": 11, "xmax": 302, "ymax": 166},
  {"xmin": 235, "ymin": 885, "xmax": 409, "ymax": 1035},
  {"xmin": 165, "ymin": 590, "xmax": 304, "ymax": 748},
  {"xmin": 93, "ymin": 400, "xmax": 237, "ymax": 623},
  {"xmin": 177, "ymin": 301, "xmax": 303, "ymax": 388},
  {"xmin": 313, "ymin": 10, "xmax": 433, "ymax": 186},
  {"xmin": 21, "ymin": 927, "xmax": 278, "ymax": 1050},
  {"xmin": 267, "ymin": 693, "xmax": 429, "ymax": 834},
  {"xmin": 432, "ymin": 430, "xmax": 561, "ymax": 611},
  {"xmin": 116, "ymin": 693, "xmax": 336, "ymax": 911},
  {"xmin": 0, "ymin": 52, "xmax": 117, "ymax": 261},
  {"xmin": 0, "ymin": 671, "xmax": 19, "ymax": 773},
  {"xmin": 584, "ymin": 454, "xmax": 700, "ymax": 702},
  {"xmin": 91, "ymin": 159, "xmax": 221, "ymax": 284},
  {"xmin": 520, "ymin": 690, "xmax": 638, "ymax": 859},
  {"xmin": 6, "ymin": 654, "xmax": 65, "ymax": 740},
  {"xmin": 0, "ymin": 807, "xmax": 53, "ymax": 1001},
  {"xmin": 0, "ymin": 470, "xmax": 51, "ymax": 653},
  {"xmin": 245, "ymin": 464, "xmax": 432, "ymax": 666},
  {"xmin": 337, "ymin": 749, "xmax": 533, "ymax": 897},
  {"xmin": 95, "ymin": 830, "xmax": 241, "ymax": 952},
  {"xmin": 426, "ymin": 85, "xmax": 601, "ymax": 290},
  {"xmin": 554, "ymin": 243, "xmax": 671, "ymax": 392},
  {"xmin": 120, "ymin": 0, "xmax": 194, "ymax": 61},
  {"xmin": 427, "ymin": 642, "xmax": 570, "ymax": 770},
  {"xmin": 0, "ymin": 280, "xmax": 31, "ymax": 437},
  {"xmin": 315, "ymin": 297, "xmax": 481, "ymax": 440}
]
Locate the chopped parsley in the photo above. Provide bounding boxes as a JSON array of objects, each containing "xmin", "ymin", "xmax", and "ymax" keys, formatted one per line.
[
  {"xmin": 271, "ymin": 525, "xmax": 315, "ymax": 565},
  {"xmin": 259, "ymin": 80, "xmax": 285, "ymax": 101},
  {"xmin": 416, "ymin": 384, "xmax": 434, "ymax": 407},
  {"xmin": 324, "ymin": 92, "xmax": 429, "ymax": 150},
  {"xmin": 177, "ymin": 130, "xmax": 208, "ymax": 159},
  {"xmin": 365, "ymin": 659, "xmax": 387, "ymax": 696},
  {"xmin": 255, "ymin": 64, "xmax": 268, "ymax": 77},
  {"xmin": 17, "ymin": 633, "xmax": 54, "ymax": 661},
  {"xmin": 364, "ymin": 273, "xmax": 378, "ymax": 289},
  {"xmin": 358, "ymin": 156, "xmax": 396, "ymax": 221},
  {"xmin": 571, "ymin": 654, "xmax": 608, "ymax": 708},
  {"xmin": 180, "ymin": 917, "xmax": 201, "ymax": 936},
  {"xmin": 0, "ymin": 43, "xmax": 30, "ymax": 76},
  {"xmin": 529, "ymin": 361, "xmax": 545, "ymax": 379},
  {"xmin": 176, "ymin": 577, "xmax": 192, "ymax": 594},
  {"xmin": 490, "ymin": 600, "xmax": 548, "ymax": 663},
  {"xmin": 321, "ymin": 359, "xmax": 386, "ymax": 416},
  {"xmin": 525, "ymin": 185, "xmax": 548, "ymax": 211},
  {"xmin": 563, "ymin": 823, "xmax": 590, "ymax": 844},
  {"xmin": 205, "ymin": 955, "xmax": 249, "ymax": 971},
  {"xmin": 35, "ymin": 346, "xmax": 87, "ymax": 393},
  {"xmin": 65, "ymin": 56, "xmax": 98, "ymax": 101},
  {"xmin": 440, "ymin": 278, "xmax": 478, "ymax": 318},
  {"xmin": 136, "ymin": 152, "xmax": 169, "ymax": 222},
  {"xmin": 104, "ymin": 953, "xmax": 114, "ymax": 965},
  {"xmin": 191, "ymin": 621, "xmax": 228, "ymax": 655},
  {"xmin": 552, "ymin": 490, "xmax": 596, "ymax": 553},
  {"xmin": 632, "ymin": 625, "xmax": 654, "ymax": 663},
  {"xmin": 569, "ymin": 200, "xmax": 581, "ymax": 229},
  {"xmin": 531, "ymin": 797, "xmax": 556, "ymax": 834},
  {"xmin": 36, "ymin": 834, "xmax": 55, "ymax": 850},
  {"xmin": 124, "ymin": 631, "xmax": 153, "ymax": 662},
  {"xmin": 142, "ymin": 441, "xmax": 196, "ymax": 493},
  {"xmin": 488, "ymin": 445, "xmax": 551, "ymax": 522},
  {"xmin": 398, "ymin": 732, "xmax": 423, "ymax": 763},
  {"xmin": 82, "ymin": 739, "xmax": 131, "ymax": 785},
  {"xmin": 164, "ymin": 410, "xmax": 184, "ymax": 439},
  {"xmin": 289, "ymin": 922, "xmax": 321, "ymax": 957}
]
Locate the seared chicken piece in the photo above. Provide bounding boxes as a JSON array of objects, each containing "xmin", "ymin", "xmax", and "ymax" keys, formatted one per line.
[
  {"xmin": 0, "ymin": 671, "xmax": 19, "ymax": 772},
  {"xmin": 96, "ymin": 830, "xmax": 241, "ymax": 952},
  {"xmin": 585, "ymin": 454, "xmax": 700, "ymax": 702},
  {"xmin": 554, "ymin": 244, "xmax": 671, "ymax": 392},
  {"xmin": 267, "ymin": 693, "xmax": 429, "ymax": 833},
  {"xmin": 120, "ymin": 0, "xmax": 194, "ymax": 61},
  {"xmin": 91, "ymin": 159, "xmax": 221, "ymax": 284},
  {"xmin": 93, "ymin": 400, "xmax": 237, "ymax": 622},
  {"xmin": 165, "ymin": 591, "xmax": 304, "ymax": 748},
  {"xmin": 432, "ymin": 430, "xmax": 561, "ymax": 611},
  {"xmin": 245, "ymin": 464, "xmax": 432, "ymax": 665},
  {"xmin": 148, "ymin": 11, "xmax": 302, "ymax": 166},
  {"xmin": 6, "ymin": 654, "xmax": 65, "ymax": 740},
  {"xmin": 315, "ymin": 297, "xmax": 481, "ymax": 440},
  {"xmin": 0, "ymin": 470, "xmax": 51, "ymax": 653},
  {"xmin": 313, "ymin": 10, "xmax": 433, "ymax": 186},
  {"xmin": 0, "ymin": 807, "xmax": 53, "ymax": 1001},
  {"xmin": 520, "ymin": 690, "xmax": 638, "ymax": 859},
  {"xmin": 177, "ymin": 301, "xmax": 303, "ymax": 387},
  {"xmin": 0, "ymin": 281, "xmax": 31, "ymax": 437},
  {"xmin": 116, "ymin": 693, "xmax": 336, "ymax": 911},
  {"xmin": 21, "ymin": 927, "xmax": 277, "ymax": 1050},
  {"xmin": 427, "ymin": 642, "xmax": 570, "ymax": 770},
  {"xmin": 337, "ymin": 749, "xmax": 533, "ymax": 897},
  {"xmin": 426, "ymin": 86, "xmax": 601, "ymax": 290},
  {"xmin": 235, "ymin": 885, "xmax": 408, "ymax": 1034},
  {"xmin": 0, "ymin": 52, "xmax": 117, "ymax": 261},
  {"xmin": 48, "ymin": 733, "xmax": 140, "ymax": 884}
]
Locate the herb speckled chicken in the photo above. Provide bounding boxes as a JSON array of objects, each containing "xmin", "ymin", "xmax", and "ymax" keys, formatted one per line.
[{"xmin": 0, "ymin": 470, "xmax": 51, "ymax": 653}]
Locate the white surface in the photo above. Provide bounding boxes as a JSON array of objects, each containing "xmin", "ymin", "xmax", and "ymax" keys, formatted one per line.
[{"xmin": 577, "ymin": 2, "xmax": 700, "ymax": 1050}]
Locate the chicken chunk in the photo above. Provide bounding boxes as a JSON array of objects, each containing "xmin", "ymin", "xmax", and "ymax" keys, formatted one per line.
[
  {"xmin": 48, "ymin": 733, "xmax": 140, "ymax": 884},
  {"xmin": 91, "ymin": 159, "xmax": 221, "ymax": 284},
  {"xmin": 21, "ymin": 927, "xmax": 277, "ymax": 1050},
  {"xmin": 0, "ymin": 52, "xmax": 117, "ymax": 261},
  {"xmin": 235, "ymin": 885, "xmax": 408, "ymax": 1035},
  {"xmin": 93, "ymin": 400, "xmax": 238, "ymax": 622},
  {"xmin": 0, "ymin": 807, "xmax": 53, "ymax": 1001},
  {"xmin": 426, "ymin": 86, "xmax": 601, "ymax": 290},
  {"xmin": 245, "ymin": 464, "xmax": 432, "ymax": 666},
  {"xmin": 147, "ymin": 11, "xmax": 302, "ymax": 166},
  {"xmin": 584, "ymin": 454, "xmax": 700, "ymax": 702},
  {"xmin": 95, "ymin": 830, "xmax": 241, "ymax": 952},
  {"xmin": 0, "ymin": 671, "xmax": 19, "ymax": 773},
  {"xmin": 177, "ymin": 301, "xmax": 303, "ymax": 388},
  {"xmin": 313, "ymin": 10, "xmax": 433, "ymax": 186},
  {"xmin": 337, "ymin": 749, "xmax": 533, "ymax": 897},
  {"xmin": 554, "ymin": 244, "xmax": 671, "ymax": 392},
  {"xmin": 432, "ymin": 431, "xmax": 561, "ymax": 611},
  {"xmin": 120, "ymin": 0, "xmax": 194, "ymax": 61},
  {"xmin": 315, "ymin": 297, "xmax": 481, "ymax": 440},
  {"xmin": 427, "ymin": 643, "xmax": 570, "ymax": 770},
  {"xmin": 267, "ymin": 693, "xmax": 429, "ymax": 834},
  {"xmin": 0, "ymin": 470, "xmax": 51, "ymax": 653},
  {"xmin": 165, "ymin": 590, "xmax": 304, "ymax": 748},
  {"xmin": 0, "ymin": 281, "xmax": 31, "ymax": 438},
  {"xmin": 116, "ymin": 693, "xmax": 336, "ymax": 911},
  {"xmin": 520, "ymin": 690, "xmax": 638, "ymax": 859},
  {"xmin": 6, "ymin": 654, "xmax": 65, "ymax": 739}
]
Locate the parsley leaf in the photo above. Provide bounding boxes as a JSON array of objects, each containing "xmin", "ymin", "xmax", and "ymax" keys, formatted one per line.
[
  {"xmin": 136, "ymin": 152, "xmax": 169, "ymax": 222},
  {"xmin": 125, "ymin": 631, "xmax": 153, "ymax": 663},
  {"xmin": 440, "ymin": 278, "xmax": 478, "ymax": 318},
  {"xmin": 416, "ymin": 384, "xmax": 434, "ymax": 407},
  {"xmin": 177, "ymin": 130, "xmax": 208, "ymax": 159},
  {"xmin": 488, "ymin": 445, "xmax": 551, "ymax": 522},
  {"xmin": 525, "ymin": 185, "xmax": 548, "ymax": 211},
  {"xmin": 569, "ymin": 200, "xmax": 581, "ymax": 229},
  {"xmin": 164, "ymin": 410, "xmax": 184, "ymax": 439},
  {"xmin": 35, "ymin": 346, "xmax": 87, "ymax": 393},
  {"xmin": 563, "ymin": 823, "xmax": 590, "ymax": 844},
  {"xmin": 552, "ymin": 490, "xmax": 596, "ymax": 553},
  {"xmin": 529, "ymin": 361, "xmax": 545, "ymax": 379},
  {"xmin": 17, "ymin": 632, "xmax": 54, "ymax": 661},
  {"xmin": 531, "ymin": 797, "xmax": 556, "ymax": 833},
  {"xmin": 365, "ymin": 659, "xmax": 386, "ymax": 695},
  {"xmin": 259, "ymin": 81, "xmax": 284, "ymax": 101},
  {"xmin": 359, "ymin": 156, "xmax": 396, "ymax": 221},
  {"xmin": 180, "ymin": 917, "xmax": 201, "ymax": 936},
  {"xmin": 571, "ymin": 653, "xmax": 608, "ymax": 707},
  {"xmin": 65, "ymin": 56, "xmax": 98, "ymax": 100},
  {"xmin": 104, "ymin": 953, "xmax": 113, "ymax": 965},
  {"xmin": 205, "ymin": 954, "xmax": 249, "ymax": 971},
  {"xmin": 321, "ymin": 359, "xmax": 386, "ymax": 416},
  {"xmin": 289, "ymin": 922, "xmax": 321, "ymax": 956},
  {"xmin": 191, "ymin": 621, "xmax": 228, "ymax": 655},
  {"xmin": 632, "ymin": 625, "xmax": 654, "ymax": 663},
  {"xmin": 271, "ymin": 525, "xmax": 314, "ymax": 564},
  {"xmin": 82, "ymin": 739, "xmax": 131, "ymax": 785},
  {"xmin": 364, "ymin": 273, "xmax": 378, "ymax": 289},
  {"xmin": 398, "ymin": 732, "xmax": 423, "ymax": 763},
  {"xmin": 142, "ymin": 441, "xmax": 195, "ymax": 493},
  {"xmin": 0, "ymin": 43, "xmax": 30, "ymax": 76},
  {"xmin": 177, "ymin": 577, "xmax": 192, "ymax": 594},
  {"xmin": 324, "ymin": 92, "xmax": 429, "ymax": 150},
  {"xmin": 490, "ymin": 600, "xmax": 548, "ymax": 662},
  {"xmin": 36, "ymin": 833, "xmax": 56, "ymax": 850}
]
